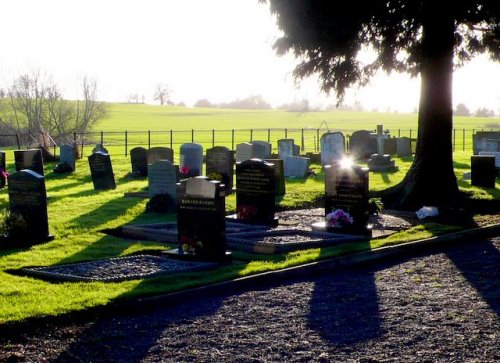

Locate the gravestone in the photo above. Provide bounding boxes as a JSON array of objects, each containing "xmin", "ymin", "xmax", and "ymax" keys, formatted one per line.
[
  {"xmin": 8, "ymin": 170, "xmax": 52, "ymax": 242},
  {"xmin": 180, "ymin": 143, "xmax": 203, "ymax": 177},
  {"xmin": 278, "ymin": 139, "xmax": 294, "ymax": 158},
  {"xmin": 148, "ymin": 160, "xmax": 178, "ymax": 199},
  {"xmin": 236, "ymin": 142, "xmax": 254, "ymax": 162},
  {"xmin": 283, "ymin": 156, "xmax": 310, "ymax": 178},
  {"xmin": 383, "ymin": 137, "xmax": 397, "ymax": 155},
  {"xmin": 92, "ymin": 144, "xmax": 108, "ymax": 154},
  {"xmin": 252, "ymin": 141, "xmax": 271, "ymax": 160},
  {"xmin": 0, "ymin": 151, "xmax": 6, "ymax": 188},
  {"xmin": 471, "ymin": 155, "xmax": 496, "ymax": 188},
  {"xmin": 320, "ymin": 132, "xmax": 345, "ymax": 167},
  {"xmin": 14, "ymin": 149, "xmax": 44, "ymax": 175},
  {"xmin": 173, "ymin": 177, "xmax": 228, "ymax": 263},
  {"xmin": 264, "ymin": 159, "xmax": 286, "ymax": 196},
  {"xmin": 349, "ymin": 130, "xmax": 377, "ymax": 160},
  {"xmin": 478, "ymin": 151, "xmax": 500, "ymax": 172},
  {"xmin": 313, "ymin": 162, "xmax": 370, "ymax": 235},
  {"xmin": 473, "ymin": 131, "xmax": 500, "ymax": 154},
  {"xmin": 206, "ymin": 146, "xmax": 234, "ymax": 193},
  {"xmin": 88, "ymin": 152, "xmax": 116, "ymax": 190},
  {"xmin": 367, "ymin": 125, "xmax": 396, "ymax": 171},
  {"xmin": 147, "ymin": 147, "xmax": 174, "ymax": 165},
  {"xmin": 229, "ymin": 159, "xmax": 277, "ymax": 226},
  {"xmin": 396, "ymin": 137, "xmax": 412, "ymax": 157},
  {"xmin": 130, "ymin": 147, "xmax": 148, "ymax": 176},
  {"xmin": 59, "ymin": 144, "xmax": 76, "ymax": 171},
  {"xmin": 293, "ymin": 144, "xmax": 300, "ymax": 156}
]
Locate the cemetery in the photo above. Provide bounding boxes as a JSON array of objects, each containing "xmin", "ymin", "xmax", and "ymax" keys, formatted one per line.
[{"xmin": 0, "ymin": 125, "xmax": 498, "ymax": 328}]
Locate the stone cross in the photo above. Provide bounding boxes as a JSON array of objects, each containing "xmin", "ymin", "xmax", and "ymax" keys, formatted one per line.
[{"xmin": 370, "ymin": 125, "xmax": 389, "ymax": 155}]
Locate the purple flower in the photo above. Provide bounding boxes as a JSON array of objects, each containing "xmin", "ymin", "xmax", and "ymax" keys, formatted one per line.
[{"xmin": 326, "ymin": 209, "xmax": 354, "ymax": 226}]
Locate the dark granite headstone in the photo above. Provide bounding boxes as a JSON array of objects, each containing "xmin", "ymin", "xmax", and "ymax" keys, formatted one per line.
[
  {"xmin": 130, "ymin": 147, "xmax": 148, "ymax": 176},
  {"xmin": 383, "ymin": 137, "xmax": 397, "ymax": 155},
  {"xmin": 319, "ymin": 162, "xmax": 370, "ymax": 235},
  {"xmin": 88, "ymin": 152, "xmax": 116, "ymax": 190},
  {"xmin": 206, "ymin": 146, "xmax": 234, "ymax": 193},
  {"xmin": 264, "ymin": 158, "xmax": 285, "ymax": 196},
  {"xmin": 0, "ymin": 151, "xmax": 6, "ymax": 188},
  {"xmin": 14, "ymin": 149, "xmax": 44, "ymax": 175},
  {"xmin": 176, "ymin": 177, "xmax": 227, "ymax": 262},
  {"xmin": 231, "ymin": 159, "xmax": 277, "ymax": 226},
  {"xmin": 59, "ymin": 144, "xmax": 76, "ymax": 171},
  {"xmin": 147, "ymin": 147, "xmax": 174, "ymax": 165},
  {"xmin": 349, "ymin": 130, "xmax": 378, "ymax": 160},
  {"xmin": 8, "ymin": 170, "xmax": 52, "ymax": 241},
  {"xmin": 180, "ymin": 143, "xmax": 203, "ymax": 177},
  {"xmin": 92, "ymin": 144, "xmax": 108, "ymax": 154},
  {"xmin": 471, "ymin": 155, "xmax": 496, "ymax": 188},
  {"xmin": 473, "ymin": 131, "xmax": 500, "ymax": 155}
]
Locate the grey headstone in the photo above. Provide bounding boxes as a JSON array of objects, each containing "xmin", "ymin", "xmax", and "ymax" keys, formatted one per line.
[
  {"xmin": 180, "ymin": 143, "xmax": 203, "ymax": 177},
  {"xmin": 320, "ymin": 132, "xmax": 345, "ymax": 166},
  {"xmin": 252, "ymin": 141, "xmax": 272, "ymax": 159},
  {"xmin": 60, "ymin": 144, "xmax": 76, "ymax": 171},
  {"xmin": 473, "ymin": 131, "xmax": 500, "ymax": 154},
  {"xmin": 148, "ymin": 160, "xmax": 177, "ymax": 199},
  {"xmin": 283, "ymin": 156, "xmax": 310, "ymax": 178},
  {"xmin": 278, "ymin": 139, "xmax": 294, "ymax": 158},
  {"xmin": 88, "ymin": 152, "xmax": 116, "ymax": 190},
  {"xmin": 147, "ymin": 147, "xmax": 174, "ymax": 165},
  {"xmin": 396, "ymin": 137, "xmax": 412, "ymax": 157},
  {"xmin": 8, "ymin": 169, "xmax": 50, "ymax": 240},
  {"xmin": 236, "ymin": 143, "xmax": 254, "ymax": 162},
  {"xmin": 264, "ymin": 159, "xmax": 286, "ymax": 196},
  {"xmin": 349, "ymin": 130, "xmax": 377, "ymax": 160},
  {"xmin": 383, "ymin": 137, "xmax": 397, "ymax": 155},
  {"xmin": 14, "ymin": 149, "xmax": 44, "ymax": 175}
]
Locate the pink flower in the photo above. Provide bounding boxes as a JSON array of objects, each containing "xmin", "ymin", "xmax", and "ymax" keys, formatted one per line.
[
  {"xmin": 0, "ymin": 168, "xmax": 9, "ymax": 179},
  {"xmin": 326, "ymin": 209, "xmax": 354, "ymax": 226},
  {"xmin": 180, "ymin": 166, "xmax": 190, "ymax": 176}
]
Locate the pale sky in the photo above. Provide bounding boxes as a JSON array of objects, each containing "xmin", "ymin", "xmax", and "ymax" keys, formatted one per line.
[{"xmin": 1, "ymin": 0, "xmax": 499, "ymax": 113}]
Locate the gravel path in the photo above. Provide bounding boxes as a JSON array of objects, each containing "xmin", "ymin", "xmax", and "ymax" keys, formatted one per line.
[{"xmin": 1, "ymin": 236, "xmax": 499, "ymax": 362}]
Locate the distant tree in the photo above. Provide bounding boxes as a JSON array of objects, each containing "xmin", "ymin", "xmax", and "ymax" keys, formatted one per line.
[
  {"xmin": 261, "ymin": 0, "xmax": 500, "ymax": 209},
  {"xmin": 194, "ymin": 98, "xmax": 215, "ymax": 108},
  {"xmin": 153, "ymin": 83, "xmax": 170, "ymax": 106},
  {"xmin": 219, "ymin": 95, "xmax": 272, "ymax": 110},
  {"xmin": 278, "ymin": 98, "xmax": 309, "ymax": 112},
  {"xmin": 474, "ymin": 107, "xmax": 495, "ymax": 117},
  {"xmin": 128, "ymin": 94, "xmax": 139, "ymax": 104},
  {"xmin": 454, "ymin": 103, "xmax": 471, "ymax": 116}
]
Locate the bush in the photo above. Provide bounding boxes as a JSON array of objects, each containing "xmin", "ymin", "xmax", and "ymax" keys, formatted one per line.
[
  {"xmin": 0, "ymin": 210, "xmax": 28, "ymax": 239},
  {"xmin": 146, "ymin": 194, "xmax": 175, "ymax": 213}
]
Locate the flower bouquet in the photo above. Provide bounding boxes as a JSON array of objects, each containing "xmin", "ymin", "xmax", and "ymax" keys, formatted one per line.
[
  {"xmin": 179, "ymin": 166, "xmax": 190, "ymax": 178},
  {"xmin": 326, "ymin": 209, "xmax": 354, "ymax": 227}
]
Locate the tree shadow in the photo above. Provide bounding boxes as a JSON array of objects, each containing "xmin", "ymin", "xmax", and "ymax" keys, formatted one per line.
[{"xmin": 445, "ymin": 238, "xmax": 500, "ymax": 317}]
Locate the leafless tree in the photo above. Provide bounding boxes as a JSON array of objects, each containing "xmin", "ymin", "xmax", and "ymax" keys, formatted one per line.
[{"xmin": 153, "ymin": 83, "xmax": 170, "ymax": 105}]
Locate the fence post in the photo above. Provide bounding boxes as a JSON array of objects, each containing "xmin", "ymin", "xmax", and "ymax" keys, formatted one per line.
[
  {"xmin": 462, "ymin": 129, "xmax": 465, "ymax": 151},
  {"xmin": 212, "ymin": 129, "xmax": 215, "ymax": 147},
  {"xmin": 170, "ymin": 130, "xmax": 173, "ymax": 149},
  {"xmin": 100, "ymin": 131, "xmax": 104, "ymax": 145},
  {"xmin": 398, "ymin": 129, "xmax": 401, "ymax": 137},
  {"xmin": 148, "ymin": 130, "xmax": 151, "ymax": 149},
  {"xmin": 191, "ymin": 129, "xmax": 194, "ymax": 143},
  {"xmin": 125, "ymin": 130, "xmax": 128, "ymax": 156},
  {"xmin": 232, "ymin": 129, "xmax": 235, "ymax": 150},
  {"xmin": 410, "ymin": 129, "xmax": 412, "ymax": 140},
  {"xmin": 453, "ymin": 129, "xmax": 456, "ymax": 151},
  {"xmin": 16, "ymin": 134, "xmax": 20, "ymax": 149},
  {"xmin": 81, "ymin": 136, "xmax": 84, "ymax": 157},
  {"xmin": 250, "ymin": 129, "xmax": 253, "ymax": 142},
  {"xmin": 267, "ymin": 128, "xmax": 270, "ymax": 143},
  {"xmin": 73, "ymin": 132, "xmax": 77, "ymax": 144},
  {"xmin": 301, "ymin": 129, "xmax": 305, "ymax": 153},
  {"xmin": 285, "ymin": 128, "xmax": 288, "ymax": 138},
  {"xmin": 316, "ymin": 129, "xmax": 320, "ymax": 152}
]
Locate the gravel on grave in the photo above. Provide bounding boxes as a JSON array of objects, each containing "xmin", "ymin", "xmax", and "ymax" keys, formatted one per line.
[
  {"xmin": 2, "ymin": 236, "xmax": 499, "ymax": 362},
  {"xmin": 21, "ymin": 255, "xmax": 217, "ymax": 282}
]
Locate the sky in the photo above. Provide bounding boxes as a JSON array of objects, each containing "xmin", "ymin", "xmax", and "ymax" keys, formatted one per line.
[{"xmin": 0, "ymin": 0, "xmax": 499, "ymax": 113}]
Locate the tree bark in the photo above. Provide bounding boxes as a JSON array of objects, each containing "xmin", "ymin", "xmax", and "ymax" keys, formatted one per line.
[{"xmin": 379, "ymin": 6, "xmax": 459, "ymax": 210}]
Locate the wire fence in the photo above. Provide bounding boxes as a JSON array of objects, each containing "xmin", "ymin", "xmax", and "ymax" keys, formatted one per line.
[{"xmin": 0, "ymin": 128, "xmax": 494, "ymax": 158}]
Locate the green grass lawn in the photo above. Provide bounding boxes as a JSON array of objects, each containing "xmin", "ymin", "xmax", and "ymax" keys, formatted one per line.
[{"xmin": 0, "ymin": 145, "xmax": 498, "ymax": 325}]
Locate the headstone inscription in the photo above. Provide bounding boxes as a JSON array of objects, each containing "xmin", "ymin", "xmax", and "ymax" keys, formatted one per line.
[
  {"xmin": 206, "ymin": 146, "xmax": 234, "ymax": 193},
  {"xmin": 130, "ymin": 147, "xmax": 148, "ymax": 176},
  {"xmin": 92, "ymin": 144, "xmax": 109, "ymax": 154},
  {"xmin": 349, "ymin": 130, "xmax": 378, "ymax": 160},
  {"xmin": 471, "ymin": 155, "xmax": 496, "ymax": 188},
  {"xmin": 8, "ymin": 170, "xmax": 52, "ymax": 242},
  {"xmin": 88, "ymin": 152, "xmax": 116, "ymax": 190},
  {"xmin": 173, "ymin": 177, "xmax": 228, "ymax": 262},
  {"xmin": 180, "ymin": 143, "xmax": 203, "ymax": 177},
  {"xmin": 230, "ymin": 159, "xmax": 277, "ymax": 226},
  {"xmin": 396, "ymin": 137, "xmax": 412, "ymax": 157},
  {"xmin": 283, "ymin": 156, "xmax": 310, "ymax": 178},
  {"xmin": 236, "ymin": 142, "xmax": 254, "ymax": 162},
  {"xmin": 367, "ymin": 125, "xmax": 396, "ymax": 171},
  {"xmin": 278, "ymin": 139, "xmax": 294, "ymax": 158},
  {"xmin": 59, "ymin": 144, "xmax": 76, "ymax": 171},
  {"xmin": 264, "ymin": 158, "xmax": 286, "ymax": 196},
  {"xmin": 0, "ymin": 151, "xmax": 6, "ymax": 188},
  {"xmin": 14, "ymin": 149, "xmax": 44, "ymax": 175},
  {"xmin": 320, "ymin": 132, "xmax": 345, "ymax": 167},
  {"xmin": 473, "ymin": 131, "xmax": 500, "ymax": 154},
  {"xmin": 148, "ymin": 160, "xmax": 177, "ymax": 200},
  {"xmin": 146, "ymin": 147, "xmax": 174, "ymax": 165},
  {"xmin": 312, "ymin": 162, "xmax": 370, "ymax": 235}
]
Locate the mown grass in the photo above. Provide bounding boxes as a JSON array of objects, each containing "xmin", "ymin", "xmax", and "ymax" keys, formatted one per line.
[{"xmin": 0, "ymin": 107, "xmax": 498, "ymax": 324}]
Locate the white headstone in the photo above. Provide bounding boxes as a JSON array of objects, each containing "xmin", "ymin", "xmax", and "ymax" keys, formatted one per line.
[
  {"xmin": 283, "ymin": 156, "xmax": 310, "ymax": 178},
  {"xmin": 320, "ymin": 132, "xmax": 345, "ymax": 166}
]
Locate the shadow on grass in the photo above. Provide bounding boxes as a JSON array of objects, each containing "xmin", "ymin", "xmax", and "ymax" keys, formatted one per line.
[{"xmin": 457, "ymin": 179, "xmax": 500, "ymax": 201}]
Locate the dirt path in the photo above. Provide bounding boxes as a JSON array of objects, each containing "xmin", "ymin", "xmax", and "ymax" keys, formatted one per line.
[{"xmin": 1, "ymin": 236, "xmax": 499, "ymax": 362}]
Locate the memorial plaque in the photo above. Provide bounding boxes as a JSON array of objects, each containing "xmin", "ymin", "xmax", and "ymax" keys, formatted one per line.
[
  {"xmin": 88, "ymin": 152, "xmax": 116, "ymax": 190},
  {"xmin": 0, "ymin": 151, "xmax": 6, "ymax": 188},
  {"xmin": 323, "ymin": 162, "xmax": 370, "ymax": 234},
  {"xmin": 320, "ymin": 132, "xmax": 345, "ymax": 166},
  {"xmin": 177, "ymin": 177, "xmax": 227, "ymax": 262},
  {"xmin": 147, "ymin": 147, "xmax": 174, "ymax": 165},
  {"xmin": 130, "ymin": 147, "xmax": 148, "ymax": 176},
  {"xmin": 148, "ymin": 160, "xmax": 177, "ymax": 199},
  {"xmin": 236, "ymin": 143, "xmax": 254, "ymax": 162},
  {"xmin": 206, "ymin": 146, "xmax": 234, "ymax": 193},
  {"xmin": 180, "ymin": 143, "xmax": 203, "ymax": 177},
  {"xmin": 264, "ymin": 158, "xmax": 285, "ymax": 196},
  {"xmin": 233, "ymin": 159, "xmax": 276, "ymax": 225},
  {"xmin": 8, "ymin": 170, "xmax": 51, "ymax": 241},
  {"xmin": 59, "ymin": 144, "xmax": 76, "ymax": 171},
  {"xmin": 278, "ymin": 139, "xmax": 294, "ymax": 158},
  {"xmin": 14, "ymin": 149, "xmax": 44, "ymax": 175}
]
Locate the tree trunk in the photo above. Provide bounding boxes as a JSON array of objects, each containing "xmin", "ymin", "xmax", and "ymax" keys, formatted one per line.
[{"xmin": 379, "ymin": 6, "xmax": 459, "ymax": 210}]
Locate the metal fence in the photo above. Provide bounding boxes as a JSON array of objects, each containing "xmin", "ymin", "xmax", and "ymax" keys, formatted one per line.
[{"xmin": 0, "ymin": 128, "xmax": 493, "ymax": 157}]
